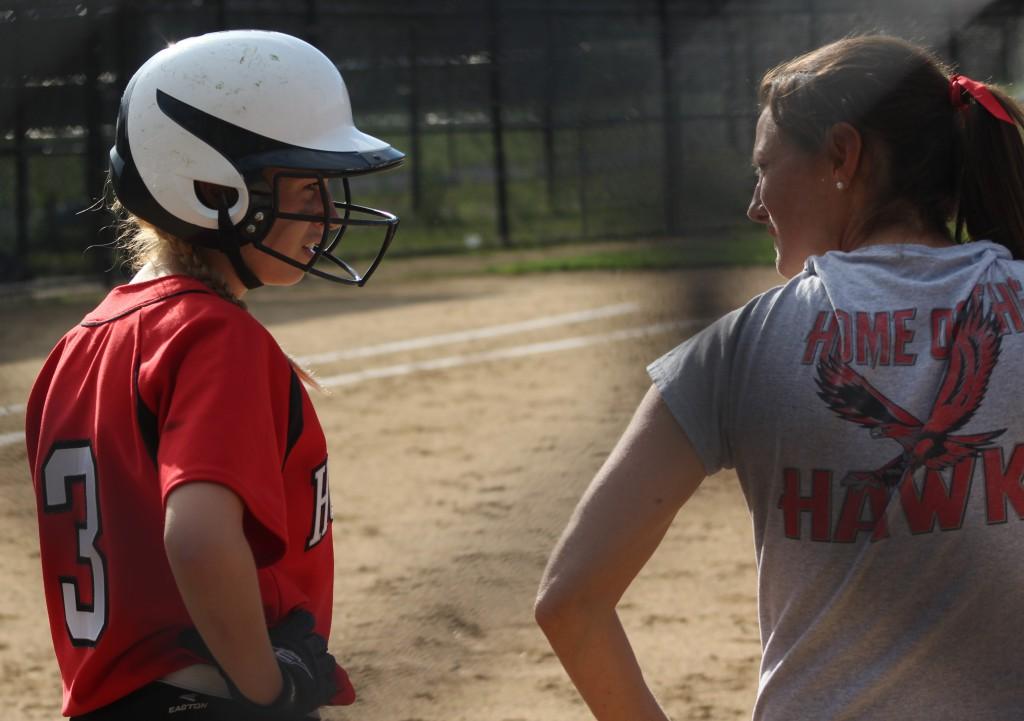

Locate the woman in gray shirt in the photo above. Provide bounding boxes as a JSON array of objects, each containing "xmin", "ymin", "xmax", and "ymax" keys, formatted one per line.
[{"xmin": 537, "ymin": 34, "xmax": 1024, "ymax": 721}]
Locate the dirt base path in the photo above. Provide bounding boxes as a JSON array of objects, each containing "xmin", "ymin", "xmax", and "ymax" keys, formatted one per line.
[{"xmin": 0, "ymin": 257, "xmax": 781, "ymax": 721}]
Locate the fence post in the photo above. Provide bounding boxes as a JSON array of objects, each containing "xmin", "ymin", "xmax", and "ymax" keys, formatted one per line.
[
  {"xmin": 216, "ymin": 0, "xmax": 227, "ymax": 30},
  {"xmin": 444, "ymin": 67, "xmax": 459, "ymax": 183},
  {"xmin": 305, "ymin": 0, "xmax": 320, "ymax": 47},
  {"xmin": 85, "ymin": 9, "xmax": 111, "ymax": 281},
  {"xmin": 998, "ymin": 11, "xmax": 1013, "ymax": 81},
  {"xmin": 576, "ymin": 125, "xmax": 588, "ymax": 239},
  {"xmin": 947, "ymin": 9, "xmax": 961, "ymax": 67},
  {"xmin": 14, "ymin": 21, "xmax": 28, "ymax": 279},
  {"xmin": 725, "ymin": 12, "xmax": 740, "ymax": 151},
  {"xmin": 658, "ymin": 0, "xmax": 681, "ymax": 235},
  {"xmin": 408, "ymin": 24, "xmax": 422, "ymax": 213},
  {"xmin": 807, "ymin": 0, "xmax": 819, "ymax": 49},
  {"xmin": 543, "ymin": 8, "xmax": 557, "ymax": 213},
  {"xmin": 488, "ymin": 0, "xmax": 511, "ymax": 246}
]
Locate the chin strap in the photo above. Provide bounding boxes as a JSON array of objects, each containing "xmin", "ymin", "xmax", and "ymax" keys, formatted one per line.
[{"xmin": 216, "ymin": 203, "xmax": 264, "ymax": 290}]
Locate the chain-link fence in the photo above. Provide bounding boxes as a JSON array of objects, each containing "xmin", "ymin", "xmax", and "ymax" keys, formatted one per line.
[{"xmin": 2, "ymin": 0, "xmax": 1023, "ymax": 280}]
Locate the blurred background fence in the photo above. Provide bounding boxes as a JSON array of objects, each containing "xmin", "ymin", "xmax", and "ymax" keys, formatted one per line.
[{"xmin": 2, "ymin": 0, "xmax": 1024, "ymax": 281}]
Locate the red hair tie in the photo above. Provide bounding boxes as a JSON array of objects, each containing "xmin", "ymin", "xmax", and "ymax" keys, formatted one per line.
[{"xmin": 949, "ymin": 73, "xmax": 1015, "ymax": 125}]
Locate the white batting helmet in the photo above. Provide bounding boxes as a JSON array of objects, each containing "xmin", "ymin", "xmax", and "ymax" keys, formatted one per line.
[{"xmin": 110, "ymin": 29, "xmax": 404, "ymax": 287}]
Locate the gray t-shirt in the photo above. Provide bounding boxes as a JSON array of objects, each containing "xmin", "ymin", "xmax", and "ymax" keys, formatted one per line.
[{"xmin": 649, "ymin": 241, "xmax": 1024, "ymax": 720}]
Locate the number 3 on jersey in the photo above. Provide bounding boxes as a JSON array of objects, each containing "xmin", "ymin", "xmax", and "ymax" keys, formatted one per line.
[{"xmin": 42, "ymin": 442, "xmax": 107, "ymax": 646}]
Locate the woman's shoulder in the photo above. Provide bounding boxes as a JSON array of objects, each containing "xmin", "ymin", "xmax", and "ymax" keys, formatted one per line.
[
  {"xmin": 682, "ymin": 275, "xmax": 832, "ymax": 357},
  {"xmin": 725, "ymin": 277, "xmax": 816, "ymax": 328}
]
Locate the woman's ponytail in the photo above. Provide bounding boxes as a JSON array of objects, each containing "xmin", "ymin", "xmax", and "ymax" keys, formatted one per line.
[{"xmin": 955, "ymin": 85, "xmax": 1024, "ymax": 258}]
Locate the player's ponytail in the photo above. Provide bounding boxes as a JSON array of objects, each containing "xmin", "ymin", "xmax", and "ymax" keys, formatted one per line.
[
  {"xmin": 953, "ymin": 85, "xmax": 1024, "ymax": 257},
  {"xmin": 113, "ymin": 204, "xmax": 246, "ymax": 311},
  {"xmin": 164, "ymin": 235, "xmax": 245, "ymax": 309}
]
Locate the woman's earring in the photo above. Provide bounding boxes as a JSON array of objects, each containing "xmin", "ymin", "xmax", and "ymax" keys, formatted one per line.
[{"xmin": 835, "ymin": 181, "xmax": 846, "ymax": 190}]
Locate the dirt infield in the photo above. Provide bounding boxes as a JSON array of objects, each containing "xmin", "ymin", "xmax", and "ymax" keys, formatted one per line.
[{"xmin": 0, "ymin": 253, "xmax": 781, "ymax": 721}]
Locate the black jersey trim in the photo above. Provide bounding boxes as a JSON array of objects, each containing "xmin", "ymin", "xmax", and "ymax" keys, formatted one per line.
[
  {"xmin": 81, "ymin": 289, "xmax": 211, "ymax": 327},
  {"xmin": 134, "ymin": 358, "xmax": 159, "ymax": 467},
  {"xmin": 282, "ymin": 369, "xmax": 304, "ymax": 468}
]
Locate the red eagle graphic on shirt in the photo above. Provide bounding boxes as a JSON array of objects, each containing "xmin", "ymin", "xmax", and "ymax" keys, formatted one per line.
[{"xmin": 815, "ymin": 296, "xmax": 1005, "ymax": 489}]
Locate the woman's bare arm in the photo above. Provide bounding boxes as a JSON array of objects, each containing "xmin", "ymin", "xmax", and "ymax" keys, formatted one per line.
[{"xmin": 535, "ymin": 384, "xmax": 707, "ymax": 721}]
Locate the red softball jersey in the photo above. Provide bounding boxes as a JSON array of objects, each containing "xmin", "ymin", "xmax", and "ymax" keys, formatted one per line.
[{"xmin": 25, "ymin": 276, "xmax": 349, "ymax": 716}]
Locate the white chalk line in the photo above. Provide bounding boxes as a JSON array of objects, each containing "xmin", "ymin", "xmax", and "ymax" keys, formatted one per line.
[
  {"xmin": 293, "ymin": 302, "xmax": 640, "ymax": 365},
  {"xmin": 318, "ymin": 319, "xmax": 705, "ymax": 389},
  {"xmin": 2, "ymin": 303, "xmax": 638, "ymax": 428},
  {"xmin": 1, "ymin": 306, "xmax": 707, "ymax": 449},
  {"xmin": 0, "ymin": 431, "xmax": 23, "ymax": 448},
  {"xmin": 0, "ymin": 403, "xmax": 25, "ymax": 417},
  {"xmin": 0, "ymin": 303, "xmax": 639, "ymax": 420}
]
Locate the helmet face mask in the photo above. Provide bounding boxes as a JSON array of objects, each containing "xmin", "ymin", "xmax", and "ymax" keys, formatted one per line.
[
  {"xmin": 244, "ymin": 173, "xmax": 399, "ymax": 286},
  {"xmin": 109, "ymin": 30, "xmax": 404, "ymax": 289}
]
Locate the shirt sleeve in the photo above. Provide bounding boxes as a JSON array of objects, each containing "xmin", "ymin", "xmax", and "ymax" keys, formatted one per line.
[
  {"xmin": 647, "ymin": 307, "xmax": 746, "ymax": 476},
  {"xmin": 141, "ymin": 303, "xmax": 292, "ymax": 565}
]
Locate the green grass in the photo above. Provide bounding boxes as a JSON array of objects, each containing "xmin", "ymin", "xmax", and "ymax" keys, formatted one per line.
[{"xmin": 486, "ymin": 228, "xmax": 775, "ymax": 274}]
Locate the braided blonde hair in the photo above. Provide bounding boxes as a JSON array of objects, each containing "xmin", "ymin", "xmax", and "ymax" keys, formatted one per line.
[
  {"xmin": 112, "ymin": 197, "xmax": 323, "ymax": 391},
  {"xmin": 113, "ymin": 197, "xmax": 246, "ymax": 309}
]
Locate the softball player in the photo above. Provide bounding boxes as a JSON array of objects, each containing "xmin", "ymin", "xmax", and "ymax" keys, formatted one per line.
[
  {"xmin": 537, "ymin": 35, "xmax": 1024, "ymax": 720},
  {"xmin": 25, "ymin": 30, "xmax": 403, "ymax": 720}
]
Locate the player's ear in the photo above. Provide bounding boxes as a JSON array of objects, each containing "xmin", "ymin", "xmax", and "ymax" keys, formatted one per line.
[{"xmin": 194, "ymin": 181, "xmax": 239, "ymax": 210}]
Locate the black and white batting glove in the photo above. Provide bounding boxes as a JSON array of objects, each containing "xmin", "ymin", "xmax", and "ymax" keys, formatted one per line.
[{"xmin": 180, "ymin": 608, "xmax": 339, "ymax": 718}]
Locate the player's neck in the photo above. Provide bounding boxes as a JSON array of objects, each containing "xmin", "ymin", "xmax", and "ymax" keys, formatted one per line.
[
  {"xmin": 130, "ymin": 256, "xmax": 248, "ymax": 301},
  {"xmin": 129, "ymin": 260, "xmax": 176, "ymax": 285}
]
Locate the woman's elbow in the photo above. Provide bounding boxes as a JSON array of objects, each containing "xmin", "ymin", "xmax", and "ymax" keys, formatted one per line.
[
  {"xmin": 534, "ymin": 588, "xmax": 565, "ymax": 634},
  {"xmin": 534, "ymin": 578, "xmax": 596, "ymax": 639}
]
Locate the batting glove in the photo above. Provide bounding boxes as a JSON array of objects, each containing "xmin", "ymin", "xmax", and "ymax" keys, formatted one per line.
[{"xmin": 180, "ymin": 608, "xmax": 352, "ymax": 717}]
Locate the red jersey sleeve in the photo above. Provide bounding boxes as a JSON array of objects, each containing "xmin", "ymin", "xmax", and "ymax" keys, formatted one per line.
[{"xmin": 138, "ymin": 297, "xmax": 293, "ymax": 564}]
